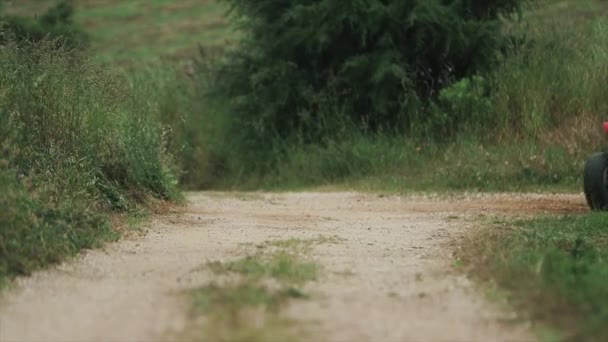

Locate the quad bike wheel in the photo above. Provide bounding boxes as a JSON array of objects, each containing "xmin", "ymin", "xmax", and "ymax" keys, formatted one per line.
[{"xmin": 584, "ymin": 152, "xmax": 608, "ymax": 210}]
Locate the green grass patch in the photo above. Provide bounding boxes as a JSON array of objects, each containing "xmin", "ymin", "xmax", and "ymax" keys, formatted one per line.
[
  {"xmin": 3, "ymin": 0, "xmax": 236, "ymax": 65},
  {"xmin": 209, "ymin": 252, "xmax": 318, "ymax": 285},
  {"xmin": 187, "ymin": 237, "xmax": 333, "ymax": 341},
  {"xmin": 189, "ymin": 283, "xmax": 301, "ymax": 342},
  {"xmin": 0, "ymin": 168, "xmax": 118, "ymax": 287},
  {"xmin": 207, "ymin": 237, "xmax": 332, "ymax": 285},
  {"xmin": 462, "ymin": 213, "xmax": 608, "ymax": 341},
  {"xmin": 206, "ymin": 133, "xmax": 583, "ymax": 193},
  {"xmin": 192, "ymin": 283, "xmax": 308, "ymax": 316}
]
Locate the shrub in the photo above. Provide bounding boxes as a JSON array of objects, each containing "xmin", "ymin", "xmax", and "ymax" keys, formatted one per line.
[
  {"xmin": 213, "ymin": 0, "xmax": 525, "ymax": 170},
  {"xmin": 424, "ymin": 75, "xmax": 493, "ymax": 139}
]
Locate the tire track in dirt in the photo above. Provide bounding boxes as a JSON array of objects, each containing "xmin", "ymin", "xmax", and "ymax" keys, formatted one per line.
[{"xmin": 0, "ymin": 192, "xmax": 586, "ymax": 342}]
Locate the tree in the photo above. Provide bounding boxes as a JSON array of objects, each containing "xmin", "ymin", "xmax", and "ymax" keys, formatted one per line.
[{"xmin": 214, "ymin": 0, "xmax": 525, "ymax": 154}]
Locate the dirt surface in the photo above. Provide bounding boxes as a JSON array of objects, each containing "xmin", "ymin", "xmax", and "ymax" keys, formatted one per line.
[{"xmin": 0, "ymin": 192, "xmax": 587, "ymax": 342}]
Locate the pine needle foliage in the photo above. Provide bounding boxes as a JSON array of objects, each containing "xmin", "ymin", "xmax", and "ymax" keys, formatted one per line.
[{"xmin": 215, "ymin": 0, "xmax": 525, "ymax": 168}]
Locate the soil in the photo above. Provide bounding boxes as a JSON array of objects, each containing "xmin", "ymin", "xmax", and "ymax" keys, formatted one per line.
[{"xmin": 0, "ymin": 192, "xmax": 587, "ymax": 342}]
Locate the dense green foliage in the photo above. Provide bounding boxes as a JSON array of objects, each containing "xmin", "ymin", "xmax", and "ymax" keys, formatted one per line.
[
  {"xmin": 0, "ymin": 40, "xmax": 179, "ymax": 283},
  {"xmin": 0, "ymin": 168, "xmax": 116, "ymax": 286},
  {"xmin": 0, "ymin": 1, "xmax": 88, "ymax": 48},
  {"xmin": 178, "ymin": 0, "xmax": 606, "ymax": 191},
  {"xmin": 212, "ymin": 0, "xmax": 525, "ymax": 170}
]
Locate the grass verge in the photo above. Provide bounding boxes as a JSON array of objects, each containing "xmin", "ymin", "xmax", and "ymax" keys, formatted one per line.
[
  {"xmin": 461, "ymin": 214, "xmax": 608, "ymax": 341},
  {"xmin": 0, "ymin": 40, "xmax": 180, "ymax": 286},
  {"xmin": 187, "ymin": 236, "xmax": 338, "ymax": 341}
]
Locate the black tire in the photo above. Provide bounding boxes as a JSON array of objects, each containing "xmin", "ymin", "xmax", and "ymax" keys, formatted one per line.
[{"xmin": 584, "ymin": 152, "xmax": 608, "ymax": 210}]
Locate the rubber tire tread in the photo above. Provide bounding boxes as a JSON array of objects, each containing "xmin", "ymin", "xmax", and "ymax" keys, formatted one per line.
[{"xmin": 584, "ymin": 152, "xmax": 608, "ymax": 210}]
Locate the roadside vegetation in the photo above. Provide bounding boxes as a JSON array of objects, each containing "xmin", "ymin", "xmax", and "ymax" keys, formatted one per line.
[
  {"xmin": 3, "ymin": 0, "xmax": 608, "ymax": 340},
  {"xmin": 0, "ymin": 1, "xmax": 180, "ymax": 285},
  {"xmin": 155, "ymin": 0, "xmax": 604, "ymax": 193},
  {"xmin": 461, "ymin": 214, "xmax": 608, "ymax": 341},
  {"xmin": 7, "ymin": 0, "xmax": 603, "ymax": 193}
]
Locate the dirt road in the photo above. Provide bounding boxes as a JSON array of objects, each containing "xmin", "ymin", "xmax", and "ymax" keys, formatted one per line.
[{"xmin": 0, "ymin": 192, "xmax": 586, "ymax": 342}]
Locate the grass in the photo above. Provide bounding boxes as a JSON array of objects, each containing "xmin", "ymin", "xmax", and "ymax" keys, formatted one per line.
[
  {"xmin": 0, "ymin": 167, "xmax": 118, "ymax": 288},
  {"xmin": 3, "ymin": 0, "xmax": 236, "ymax": 65},
  {"xmin": 206, "ymin": 133, "xmax": 583, "ymax": 193},
  {"xmin": 186, "ymin": 237, "xmax": 338, "ymax": 341},
  {"xmin": 461, "ymin": 214, "xmax": 608, "ymax": 341},
  {"xmin": 0, "ymin": 40, "xmax": 180, "ymax": 285},
  {"xmin": 4, "ymin": 1, "xmax": 607, "ymax": 194},
  {"xmin": 190, "ymin": 284, "xmax": 305, "ymax": 342},
  {"xmin": 450, "ymin": 4, "xmax": 608, "ymax": 338},
  {"xmin": 192, "ymin": 284, "xmax": 308, "ymax": 316},
  {"xmin": 208, "ymin": 252, "xmax": 318, "ymax": 285},
  {"xmin": 0, "ymin": 0, "xmax": 231, "ymax": 285}
]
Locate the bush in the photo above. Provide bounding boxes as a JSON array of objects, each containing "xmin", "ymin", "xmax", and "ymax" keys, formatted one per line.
[
  {"xmin": 425, "ymin": 75, "xmax": 493, "ymax": 140},
  {"xmin": 213, "ymin": 0, "xmax": 525, "ymax": 170}
]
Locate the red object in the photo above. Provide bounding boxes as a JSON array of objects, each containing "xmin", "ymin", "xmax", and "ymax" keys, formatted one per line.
[{"xmin": 604, "ymin": 122, "xmax": 608, "ymax": 134}]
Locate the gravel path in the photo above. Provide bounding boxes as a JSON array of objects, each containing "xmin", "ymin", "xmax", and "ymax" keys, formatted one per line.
[{"xmin": 0, "ymin": 192, "xmax": 586, "ymax": 342}]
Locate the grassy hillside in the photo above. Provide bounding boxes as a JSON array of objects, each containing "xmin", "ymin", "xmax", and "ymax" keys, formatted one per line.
[{"xmin": 3, "ymin": 0, "xmax": 235, "ymax": 65}]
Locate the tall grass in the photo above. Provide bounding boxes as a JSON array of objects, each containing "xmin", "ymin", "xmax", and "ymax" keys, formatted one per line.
[
  {"xmin": 489, "ymin": 12, "xmax": 608, "ymax": 147},
  {"xmin": 0, "ymin": 40, "xmax": 179, "ymax": 283},
  {"xmin": 124, "ymin": 59, "xmax": 229, "ymax": 189}
]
